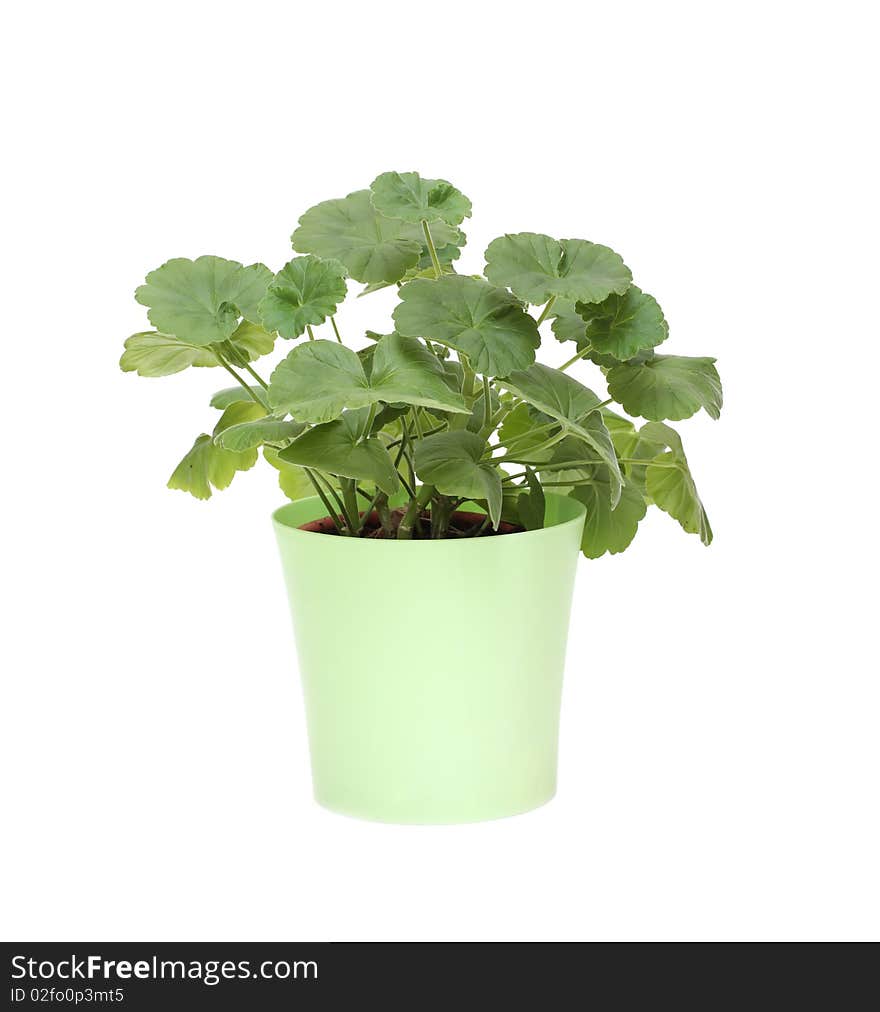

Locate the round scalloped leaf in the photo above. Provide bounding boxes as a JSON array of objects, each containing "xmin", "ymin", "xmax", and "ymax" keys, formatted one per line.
[
  {"xmin": 263, "ymin": 447, "xmax": 314, "ymax": 501},
  {"xmin": 542, "ymin": 437, "xmax": 645, "ymax": 557},
  {"xmin": 607, "ymin": 355, "xmax": 722, "ymax": 421},
  {"xmin": 549, "ymin": 300, "xmax": 655, "ymax": 369},
  {"xmin": 550, "ymin": 300, "xmax": 588, "ymax": 344},
  {"xmin": 120, "ymin": 332, "xmax": 217, "ymax": 377},
  {"xmin": 484, "ymin": 233, "xmax": 631, "ymax": 306},
  {"xmin": 413, "ymin": 431, "xmax": 502, "ymax": 528},
  {"xmin": 575, "ymin": 285, "xmax": 668, "ymax": 360},
  {"xmin": 648, "ymin": 453, "xmax": 712, "ymax": 545},
  {"xmin": 574, "ymin": 478, "xmax": 647, "ymax": 558},
  {"xmin": 370, "ymin": 171, "xmax": 472, "ymax": 226},
  {"xmin": 392, "ymin": 275, "xmax": 540, "ymax": 377},
  {"xmin": 258, "ymin": 255, "xmax": 348, "ymax": 339},
  {"xmin": 215, "ymin": 320, "xmax": 277, "ymax": 368},
  {"xmin": 269, "ymin": 341, "xmax": 370, "ymax": 422},
  {"xmin": 209, "ymin": 385, "xmax": 265, "ymax": 409},
  {"xmin": 369, "ymin": 333, "xmax": 469, "ymax": 415},
  {"xmin": 278, "ymin": 409, "xmax": 399, "ymax": 495},
  {"xmin": 166, "ymin": 401, "xmax": 264, "ymax": 500},
  {"xmin": 135, "ymin": 256, "xmax": 272, "ymax": 346},
  {"xmin": 358, "ymin": 238, "xmax": 464, "ymax": 296},
  {"xmin": 267, "ymin": 336, "xmax": 469, "ymax": 423},
  {"xmin": 498, "ymin": 403, "xmax": 557, "ymax": 463},
  {"xmin": 292, "ymin": 190, "xmax": 462, "ymax": 285},
  {"xmin": 498, "ymin": 363, "xmax": 622, "ymax": 503},
  {"xmin": 215, "ymin": 417, "xmax": 306, "ymax": 452},
  {"xmin": 602, "ymin": 409, "xmax": 640, "ymax": 460},
  {"xmin": 638, "ymin": 422, "xmax": 713, "ymax": 545}
]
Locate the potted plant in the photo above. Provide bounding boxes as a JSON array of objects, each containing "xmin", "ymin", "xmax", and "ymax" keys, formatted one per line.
[{"xmin": 121, "ymin": 171, "xmax": 721, "ymax": 824}]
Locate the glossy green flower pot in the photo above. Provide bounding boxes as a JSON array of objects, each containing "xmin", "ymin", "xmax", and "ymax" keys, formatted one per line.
[{"xmin": 273, "ymin": 493, "xmax": 586, "ymax": 824}]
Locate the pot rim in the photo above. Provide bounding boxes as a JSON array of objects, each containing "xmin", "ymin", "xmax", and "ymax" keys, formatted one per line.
[{"xmin": 272, "ymin": 491, "xmax": 586, "ymax": 548}]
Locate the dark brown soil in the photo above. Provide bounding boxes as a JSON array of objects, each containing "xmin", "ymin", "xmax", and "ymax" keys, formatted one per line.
[{"xmin": 299, "ymin": 509, "xmax": 525, "ymax": 539}]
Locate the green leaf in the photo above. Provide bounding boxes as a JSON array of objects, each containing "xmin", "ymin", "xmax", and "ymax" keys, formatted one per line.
[
  {"xmin": 268, "ymin": 341, "xmax": 366, "ymax": 421},
  {"xmin": 498, "ymin": 402, "xmax": 557, "ymax": 462},
  {"xmin": 291, "ymin": 189, "xmax": 461, "ymax": 285},
  {"xmin": 414, "ymin": 430, "xmax": 502, "ymax": 527},
  {"xmin": 209, "ymin": 385, "xmax": 266, "ymax": 409},
  {"xmin": 135, "ymin": 256, "xmax": 272, "ymax": 346},
  {"xmin": 221, "ymin": 320, "xmax": 276, "ymax": 363},
  {"xmin": 550, "ymin": 300, "xmax": 588, "ymax": 344},
  {"xmin": 278, "ymin": 409, "xmax": 400, "ymax": 495},
  {"xmin": 517, "ymin": 467, "xmax": 545, "ymax": 531},
  {"xmin": 550, "ymin": 302, "xmax": 655, "ymax": 371},
  {"xmin": 167, "ymin": 401, "xmax": 265, "ymax": 500},
  {"xmin": 638, "ymin": 422, "xmax": 712, "ymax": 545},
  {"xmin": 544, "ymin": 437, "xmax": 645, "ymax": 558},
  {"xmin": 575, "ymin": 285, "xmax": 668, "ymax": 360},
  {"xmin": 120, "ymin": 331, "xmax": 217, "ymax": 377},
  {"xmin": 357, "ymin": 230, "xmax": 465, "ymax": 296},
  {"xmin": 257, "ymin": 255, "xmax": 348, "ymax": 339},
  {"xmin": 370, "ymin": 332, "xmax": 469, "ymax": 413},
  {"xmin": 414, "ymin": 236, "xmax": 464, "ymax": 271},
  {"xmin": 213, "ymin": 400, "xmax": 268, "ymax": 430},
  {"xmin": 574, "ymin": 478, "xmax": 647, "ymax": 559},
  {"xmin": 484, "ymin": 233, "xmax": 631, "ymax": 306},
  {"xmin": 607, "ymin": 355, "xmax": 722, "ymax": 421},
  {"xmin": 393, "ymin": 275, "xmax": 540, "ymax": 376},
  {"xmin": 263, "ymin": 446, "xmax": 315, "ymax": 501},
  {"xmin": 466, "ymin": 385, "xmax": 500, "ymax": 433},
  {"xmin": 370, "ymin": 171, "xmax": 472, "ymax": 226},
  {"xmin": 267, "ymin": 336, "xmax": 468, "ymax": 423},
  {"xmin": 498, "ymin": 363, "xmax": 622, "ymax": 503},
  {"xmin": 215, "ymin": 417, "xmax": 306, "ymax": 452},
  {"xmin": 602, "ymin": 409, "xmax": 640, "ymax": 460}
]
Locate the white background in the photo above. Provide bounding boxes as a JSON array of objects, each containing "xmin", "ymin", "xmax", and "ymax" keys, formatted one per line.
[{"xmin": 3, "ymin": 1, "xmax": 878, "ymax": 941}]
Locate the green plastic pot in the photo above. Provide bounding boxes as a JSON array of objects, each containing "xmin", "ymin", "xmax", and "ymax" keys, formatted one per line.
[{"xmin": 273, "ymin": 493, "xmax": 586, "ymax": 824}]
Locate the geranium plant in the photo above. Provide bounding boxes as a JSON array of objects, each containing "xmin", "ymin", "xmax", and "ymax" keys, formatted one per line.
[{"xmin": 121, "ymin": 171, "xmax": 721, "ymax": 556}]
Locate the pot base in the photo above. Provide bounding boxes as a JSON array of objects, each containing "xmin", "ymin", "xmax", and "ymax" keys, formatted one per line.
[{"xmin": 314, "ymin": 791, "xmax": 557, "ymax": 826}]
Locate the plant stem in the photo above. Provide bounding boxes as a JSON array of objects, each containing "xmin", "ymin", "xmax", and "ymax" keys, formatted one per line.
[
  {"xmin": 386, "ymin": 423, "xmax": 445, "ymax": 450},
  {"xmin": 618, "ymin": 458, "xmax": 684, "ymax": 470},
  {"xmin": 361, "ymin": 403, "xmax": 378, "ymax": 437},
  {"xmin": 491, "ymin": 428, "xmax": 568, "ymax": 464},
  {"xmin": 466, "ymin": 515, "xmax": 493, "ymax": 538},
  {"xmin": 421, "ymin": 219, "xmax": 442, "ymax": 278},
  {"xmin": 376, "ymin": 492, "xmax": 394, "ymax": 535},
  {"xmin": 212, "ymin": 351, "xmax": 270, "ymax": 409},
  {"xmin": 314, "ymin": 471, "xmax": 354, "ymax": 531},
  {"xmin": 482, "ymin": 374, "xmax": 492, "ymax": 429},
  {"xmin": 398, "ymin": 484, "xmax": 434, "ymax": 540},
  {"xmin": 340, "ymin": 478, "xmax": 360, "ymax": 531},
  {"xmin": 307, "ymin": 325, "xmax": 316, "ymax": 341},
  {"xmin": 512, "ymin": 460, "xmax": 586, "ymax": 474},
  {"xmin": 390, "ymin": 426, "xmax": 416, "ymax": 500},
  {"xmin": 355, "ymin": 487, "xmax": 385, "ymax": 535},
  {"xmin": 481, "ymin": 403, "xmax": 512, "ymax": 439},
  {"xmin": 559, "ymin": 344, "xmax": 592, "ymax": 371},
  {"xmin": 241, "ymin": 361, "xmax": 270, "ymax": 390},
  {"xmin": 304, "ymin": 468, "xmax": 347, "ymax": 535},
  {"xmin": 396, "ymin": 468, "xmax": 416, "ymax": 500},
  {"xmin": 535, "ymin": 295, "xmax": 557, "ymax": 327},
  {"xmin": 498, "ymin": 418, "xmax": 560, "ymax": 451},
  {"xmin": 329, "ymin": 316, "xmax": 343, "ymax": 343}
]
